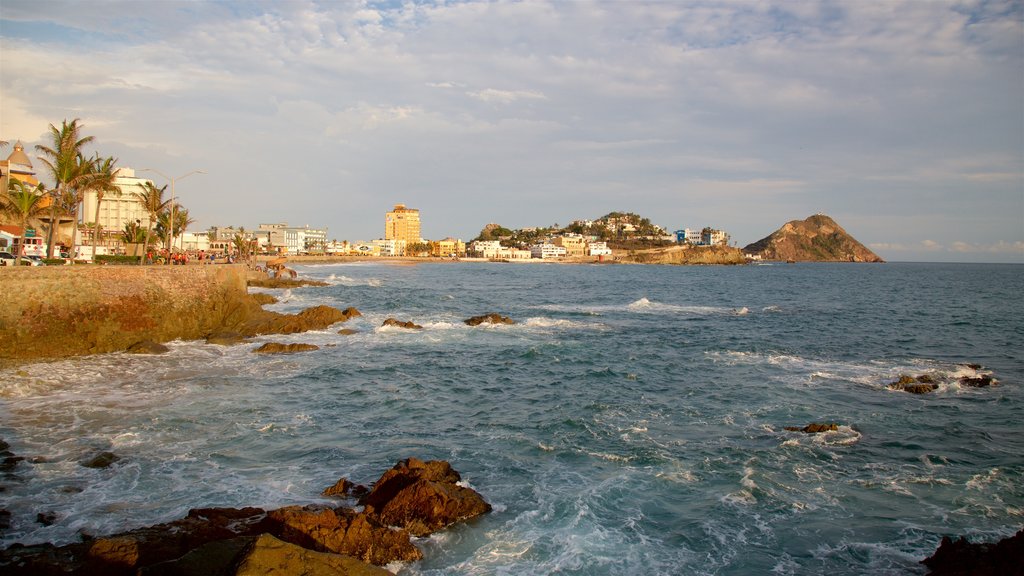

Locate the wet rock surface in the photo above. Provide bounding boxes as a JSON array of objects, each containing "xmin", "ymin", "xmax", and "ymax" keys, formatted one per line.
[
  {"xmin": 464, "ymin": 313, "xmax": 515, "ymax": 326},
  {"xmin": 382, "ymin": 318, "xmax": 423, "ymax": 330},
  {"xmin": 784, "ymin": 422, "xmax": 839, "ymax": 433},
  {"xmin": 252, "ymin": 342, "xmax": 320, "ymax": 354},
  {"xmin": 921, "ymin": 529, "xmax": 1024, "ymax": 576},
  {"xmin": 0, "ymin": 459, "xmax": 490, "ymax": 575}
]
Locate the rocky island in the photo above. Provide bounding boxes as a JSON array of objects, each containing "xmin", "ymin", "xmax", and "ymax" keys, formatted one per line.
[{"xmin": 743, "ymin": 214, "xmax": 884, "ymax": 262}]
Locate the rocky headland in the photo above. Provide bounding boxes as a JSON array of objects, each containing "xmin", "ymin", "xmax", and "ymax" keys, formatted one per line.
[
  {"xmin": 0, "ymin": 265, "xmax": 361, "ymax": 367},
  {"xmin": 0, "ymin": 457, "xmax": 491, "ymax": 575},
  {"xmin": 743, "ymin": 214, "xmax": 884, "ymax": 262}
]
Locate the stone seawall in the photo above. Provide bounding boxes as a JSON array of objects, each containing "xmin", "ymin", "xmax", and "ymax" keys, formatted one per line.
[{"xmin": 0, "ymin": 265, "xmax": 253, "ymax": 367}]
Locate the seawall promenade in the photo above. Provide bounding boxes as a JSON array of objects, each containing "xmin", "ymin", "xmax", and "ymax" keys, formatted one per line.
[{"xmin": 0, "ymin": 265, "xmax": 252, "ymax": 367}]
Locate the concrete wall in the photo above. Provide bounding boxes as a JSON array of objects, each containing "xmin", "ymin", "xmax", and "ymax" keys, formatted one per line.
[{"xmin": 0, "ymin": 265, "xmax": 251, "ymax": 366}]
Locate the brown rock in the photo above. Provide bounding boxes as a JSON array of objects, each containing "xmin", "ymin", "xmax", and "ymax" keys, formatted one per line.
[
  {"xmin": 249, "ymin": 293, "xmax": 278, "ymax": 306},
  {"xmin": 139, "ymin": 534, "xmax": 391, "ymax": 576},
  {"xmin": 888, "ymin": 380, "xmax": 938, "ymax": 394},
  {"xmin": 921, "ymin": 529, "xmax": 1024, "ymax": 576},
  {"xmin": 382, "ymin": 318, "xmax": 423, "ymax": 330},
  {"xmin": 247, "ymin": 277, "xmax": 329, "ymax": 289},
  {"xmin": 247, "ymin": 305, "xmax": 361, "ymax": 336},
  {"xmin": 338, "ymin": 329, "xmax": 359, "ymax": 336},
  {"xmin": 322, "ymin": 477, "xmax": 353, "ymax": 497},
  {"xmin": 960, "ymin": 375, "xmax": 996, "ymax": 388},
  {"xmin": 125, "ymin": 340, "xmax": 169, "ymax": 354},
  {"xmin": 784, "ymin": 422, "xmax": 839, "ymax": 433},
  {"xmin": 253, "ymin": 343, "xmax": 320, "ymax": 354},
  {"xmin": 266, "ymin": 505, "xmax": 422, "ymax": 565},
  {"xmin": 362, "ymin": 458, "xmax": 492, "ymax": 537},
  {"xmin": 205, "ymin": 331, "xmax": 251, "ymax": 346},
  {"xmin": 465, "ymin": 313, "xmax": 515, "ymax": 326}
]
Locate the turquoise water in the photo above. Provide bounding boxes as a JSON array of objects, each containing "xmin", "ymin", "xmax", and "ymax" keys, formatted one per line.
[{"xmin": 2, "ymin": 262, "xmax": 1022, "ymax": 574}]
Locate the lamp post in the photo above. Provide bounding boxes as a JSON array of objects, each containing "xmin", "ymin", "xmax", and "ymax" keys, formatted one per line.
[{"xmin": 139, "ymin": 168, "xmax": 205, "ymax": 263}]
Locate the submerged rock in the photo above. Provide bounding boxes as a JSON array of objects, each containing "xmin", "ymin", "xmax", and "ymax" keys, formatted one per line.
[
  {"xmin": 784, "ymin": 422, "xmax": 839, "ymax": 433},
  {"xmin": 81, "ymin": 451, "xmax": 121, "ymax": 469},
  {"xmin": 125, "ymin": 340, "xmax": 169, "ymax": 355},
  {"xmin": 888, "ymin": 375, "xmax": 939, "ymax": 394},
  {"xmin": 253, "ymin": 343, "xmax": 319, "ymax": 354},
  {"xmin": 960, "ymin": 375, "xmax": 996, "ymax": 388},
  {"xmin": 464, "ymin": 313, "xmax": 515, "ymax": 326},
  {"xmin": 921, "ymin": 529, "xmax": 1024, "ymax": 576},
  {"xmin": 382, "ymin": 318, "xmax": 423, "ymax": 330}
]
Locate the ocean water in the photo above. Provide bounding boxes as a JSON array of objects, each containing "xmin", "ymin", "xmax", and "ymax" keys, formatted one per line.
[{"xmin": 1, "ymin": 261, "xmax": 1022, "ymax": 575}]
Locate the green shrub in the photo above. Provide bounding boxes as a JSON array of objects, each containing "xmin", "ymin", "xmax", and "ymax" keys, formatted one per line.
[
  {"xmin": 95, "ymin": 255, "xmax": 140, "ymax": 265},
  {"xmin": 42, "ymin": 258, "xmax": 67, "ymax": 266}
]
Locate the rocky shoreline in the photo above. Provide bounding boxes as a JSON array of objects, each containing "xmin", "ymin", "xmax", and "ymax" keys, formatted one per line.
[{"xmin": 0, "ymin": 458, "xmax": 490, "ymax": 575}]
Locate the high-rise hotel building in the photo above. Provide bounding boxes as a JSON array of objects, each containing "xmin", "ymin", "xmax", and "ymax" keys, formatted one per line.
[{"xmin": 384, "ymin": 204, "xmax": 421, "ymax": 243}]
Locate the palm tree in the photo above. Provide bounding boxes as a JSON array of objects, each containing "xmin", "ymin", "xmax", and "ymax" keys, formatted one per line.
[
  {"xmin": 35, "ymin": 119, "xmax": 95, "ymax": 258},
  {"xmin": 172, "ymin": 207, "xmax": 194, "ymax": 251},
  {"xmin": 135, "ymin": 181, "xmax": 169, "ymax": 264},
  {"xmin": 2, "ymin": 179, "xmax": 48, "ymax": 258},
  {"xmin": 81, "ymin": 154, "xmax": 119, "ymax": 261}
]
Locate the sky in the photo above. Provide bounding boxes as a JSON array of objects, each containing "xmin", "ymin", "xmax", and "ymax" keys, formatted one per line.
[{"xmin": 1, "ymin": 0, "xmax": 1022, "ymax": 262}]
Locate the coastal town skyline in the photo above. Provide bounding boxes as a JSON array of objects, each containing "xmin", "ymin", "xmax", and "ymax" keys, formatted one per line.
[{"xmin": 1, "ymin": 1, "xmax": 1021, "ymax": 263}]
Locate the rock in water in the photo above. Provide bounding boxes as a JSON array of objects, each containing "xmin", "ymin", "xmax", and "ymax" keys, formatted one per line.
[
  {"xmin": 253, "ymin": 343, "xmax": 319, "ymax": 354},
  {"xmin": 382, "ymin": 318, "xmax": 423, "ymax": 330},
  {"xmin": 743, "ymin": 214, "xmax": 884, "ymax": 262},
  {"xmin": 361, "ymin": 457, "xmax": 492, "ymax": 537},
  {"xmin": 784, "ymin": 422, "xmax": 839, "ymax": 433},
  {"xmin": 81, "ymin": 451, "xmax": 121, "ymax": 469},
  {"xmin": 266, "ymin": 505, "xmax": 423, "ymax": 565},
  {"xmin": 921, "ymin": 529, "xmax": 1024, "ymax": 575},
  {"xmin": 125, "ymin": 340, "xmax": 169, "ymax": 354},
  {"xmin": 465, "ymin": 313, "xmax": 515, "ymax": 326}
]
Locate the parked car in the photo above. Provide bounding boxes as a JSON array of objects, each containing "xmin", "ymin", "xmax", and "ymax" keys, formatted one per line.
[
  {"xmin": 20, "ymin": 256, "xmax": 43, "ymax": 266},
  {"xmin": 0, "ymin": 252, "xmax": 16, "ymax": 266}
]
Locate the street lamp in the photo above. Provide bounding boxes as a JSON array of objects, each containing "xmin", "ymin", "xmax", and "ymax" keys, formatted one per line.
[{"xmin": 139, "ymin": 168, "xmax": 205, "ymax": 262}]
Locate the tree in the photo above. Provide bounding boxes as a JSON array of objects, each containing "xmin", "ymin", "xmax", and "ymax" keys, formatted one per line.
[
  {"xmin": 80, "ymin": 154, "xmax": 119, "ymax": 261},
  {"xmin": 135, "ymin": 181, "xmax": 169, "ymax": 263},
  {"xmin": 173, "ymin": 208, "xmax": 195, "ymax": 251},
  {"xmin": 35, "ymin": 119, "xmax": 96, "ymax": 258},
  {"xmin": 1, "ymin": 180, "xmax": 48, "ymax": 258}
]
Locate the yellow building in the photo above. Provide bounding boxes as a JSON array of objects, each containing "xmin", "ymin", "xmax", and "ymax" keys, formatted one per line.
[
  {"xmin": 431, "ymin": 238, "xmax": 466, "ymax": 258},
  {"xmin": 0, "ymin": 141, "xmax": 40, "ymax": 190},
  {"xmin": 553, "ymin": 235, "xmax": 587, "ymax": 257},
  {"xmin": 385, "ymin": 203, "xmax": 421, "ymax": 244}
]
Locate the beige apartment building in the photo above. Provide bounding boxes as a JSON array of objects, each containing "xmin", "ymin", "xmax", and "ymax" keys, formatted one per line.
[
  {"xmin": 552, "ymin": 234, "xmax": 588, "ymax": 258},
  {"xmin": 385, "ymin": 204, "xmax": 421, "ymax": 244}
]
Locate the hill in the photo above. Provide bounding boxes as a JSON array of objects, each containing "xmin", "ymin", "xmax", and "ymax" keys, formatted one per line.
[{"xmin": 743, "ymin": 214, "xmax": 883, "ymax": 262}]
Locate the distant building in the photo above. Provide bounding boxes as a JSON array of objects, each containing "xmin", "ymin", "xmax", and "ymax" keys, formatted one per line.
[
  {"xmin": 81, "ymin": 168, "xmax": 154, "ymax": 241},
  {"xmin": 0, "ymin": 141, "xmax": 39, "ymax": 190},
  {"xmin": 675, "ymin": 227, "xmax": 728, "ymax": 246},
  {"xmin": 376, "ymin": 238, "xmax": 407, "ymax": 257},
  {"xmin": 385, "ymin": 204, "xmax": 421, "ymax": 244},
  {"xmin": 552, "ymin": 235, "xmax": 587, "ymax": 257},
  {"xmin": 587, "ymin": 241, "xmax": 612, "ymax": 256},
  {"xmin": 531, "ymin": 243, "xmax": 567, "ymax": 259},
  {"xmin": 469, "ymin": 240, "xmax": 502, "ymax": 258},
  {"xmin": 431, "ymin": 238, "xmax": 466, "ymax": 258}
]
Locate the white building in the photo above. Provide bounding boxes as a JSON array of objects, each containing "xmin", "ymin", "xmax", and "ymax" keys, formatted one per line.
[
  {"xmin": 80, "ymin": 167, "xmax": 153, "ymax": 239},
  {"xmin": 498, "ymin": 247, "xmax": 532, "ymax": 260},
  {"xmin": 530, "ymin": 243, "xmax": 567, "ymax": 259},
  {"xmin": 587, "ymin": 241, "xmax": 612, "ymax": 256},
  {"xmin": 469, "ymin": 240, "xmax": 502, "ymax": 258},
  {"xmin": 375, "ymin": 238, "xmax": 407, "ymax": 256},
  {"xmin": 179, "ymin": 231, "xmax": 211, "ymax": 252}
]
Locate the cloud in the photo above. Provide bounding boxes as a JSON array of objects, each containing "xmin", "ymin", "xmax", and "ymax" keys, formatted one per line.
[{"xmin": 467, "ymin": 88, "xmax": 547, "ymax": 104}]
